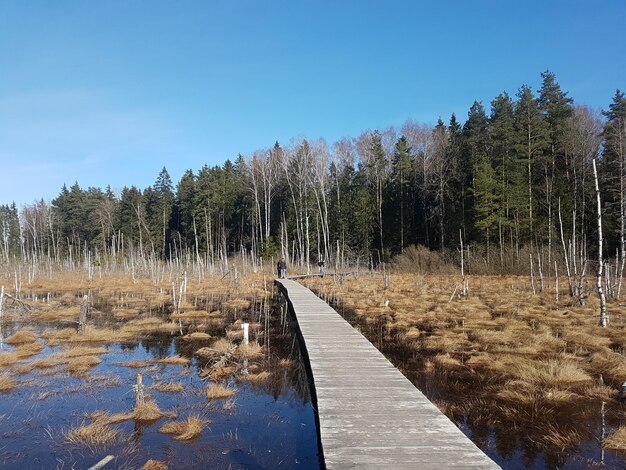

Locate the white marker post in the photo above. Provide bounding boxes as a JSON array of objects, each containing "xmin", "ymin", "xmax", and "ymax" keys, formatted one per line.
[{"xmin": 242, "ymin": 323, "xmax": 249, "ymax": 345}]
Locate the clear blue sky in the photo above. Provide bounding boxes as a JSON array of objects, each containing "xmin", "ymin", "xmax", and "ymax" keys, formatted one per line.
[{"xmin": 1, "ymin": 0, "xmax": 624, "ymax": 205}]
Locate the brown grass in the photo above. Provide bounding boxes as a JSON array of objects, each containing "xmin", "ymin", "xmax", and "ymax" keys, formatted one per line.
[
  {"xmin": 182, "ymin": 332, "xmax": 211, "ymax": 341},
  {"xmin": 112, "ymin": 307, "xmax": 142, "ymax": 319},
  {"xmin": 172, "ymin": 310, "xmax": 209, "ymax": 319},
  {"xmin": 122, "ymin": 318, "xmax": 179, "ymax": 335},
  {"xmin": 64, "ymin": 422, "xmax": 123, "ymax": 452},
  {"xmin": 222, "ymin": 299, "xmax": 250, "ymax": 310},
  {"xmin": 238, "ymin": 342, "xmax": 262, "ymax": 358},
  {"xmin": 5, "ymin": 330, "xmax": 37, "ymax": 345},
  {"xmin": 140, "ymin": 460, "xmax": 169, "ymax": 470},
  {"xmin": 151, "ymin": 381, "xmax": 184, "ymax": 393},
  {"xmin": 88, "ymin": 410, "xmax": 133, "ymax": 425},
  {"xmin": 604, "ymin": 426, "xmax": 626, "ymax": 450},
  {"xmin": 209, "ymin": 338, "xmax": 232, "ymax": 354},
  {"xmin": 58, "ymin": 346, "xmax": 108, "ymax": 358},
  {"xmin": 115, "ymin": 360, "xmax": 151, "ymax": 368},
  {"xmin": 158, "ymin": 355, "xmax": 190, "ymax": 366},
  {"xmin": 38, "ymin": 306, "xmax": 80, "ymax": 322},
  {"xmin": 12, "ymin": 364, "xmax": 34, "ymax": 375},
  {"xmin": 14, "ymin": 342, "xmax": 45, "ymax": 359},
  {"xmin": 159, "ymin": 416, "xmax": 205, "ymax": 440},
  {"xmin": 42, "ymin": 327, "xmax": 127, "ymax": 346},
  {"xmin": 67, "ymin": 355, "xmax": 102, "ymax": 375},
  {"xmin": 508, "ymin": 359, "xmax": 592, "ymax": 389},
  {"xmin": 32, "ymin": 356, "xmax": 66, "ymax": 369},
  {"xmin": 132, "ymin": 401, "xmax": 163, "ymax": 422},
  {"xmin": 0, "ymin": 375, "xmax": 17, "ymax": 392},
  {"xmin": 206, "ymin": 383, "xmax": 237, "ymax": 400},
  {"xmin": 201, "ymin": 365, "xmax": 235, "ymax": 381},
  {"xmin": 0, "ymin": 352, "xmax": 19, "ymax": 367},
  {"xmin": 242, "ymin": 371, "xmax": 271, "ymax": 383}
]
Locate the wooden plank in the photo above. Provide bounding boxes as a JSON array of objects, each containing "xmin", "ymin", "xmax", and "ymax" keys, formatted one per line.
[{"xmin": 276, "ymin": 279, "xmax": 499, "ymax": 470}]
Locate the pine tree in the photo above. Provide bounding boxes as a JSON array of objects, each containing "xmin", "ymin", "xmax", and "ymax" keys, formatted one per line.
[
  {"xmin": 514, "ymin": 85, "xmax": 548, "ymax": 244},
  {"xmin": 118, "ymin": 186, "xmax": 143, "ymax": 249},
  {"xmin": 602, "ymin": 90, "xmax": 626, "ymax": 267},
  {"xmin": 147, "ymin": 167, "xmax": 174, "ymax": 258},
  {"xmin": 538, "ymin": 71, "xmax": 574, "ymax": 269},
  {"xmin": 175, "ymin": 169, "xmax": 197, "ymax": 248},
  {"xmin": 489, "ymin": 92, "xmax": 518, "ymax": 255},
  {"xmin": 388, "ymin": 136, "xmax": 412, "ymax": 252}
]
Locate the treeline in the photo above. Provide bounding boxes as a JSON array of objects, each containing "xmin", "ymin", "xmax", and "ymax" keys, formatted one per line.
[{"xmin": 1, "ymin": 72, "xmax": 625, "ymax": 273}]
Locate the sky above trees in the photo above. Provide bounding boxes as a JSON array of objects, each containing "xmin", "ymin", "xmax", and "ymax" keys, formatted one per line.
[{"xmin": 1, "ymin": 0, "xmax": 625, "ymax": 205}]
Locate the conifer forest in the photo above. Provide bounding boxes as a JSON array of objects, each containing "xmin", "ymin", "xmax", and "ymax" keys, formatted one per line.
[{"xmin": 2, "ymin": 72, "xmax": 625, "ymax": 278}]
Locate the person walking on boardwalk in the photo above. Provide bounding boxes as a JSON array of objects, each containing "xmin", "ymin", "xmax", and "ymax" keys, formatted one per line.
[
  {"xmin": 277, "ymin": 258, "xmax": 287, "ymax": 279},
  {"xmin": 317, "ymin": 258, "xmax": 325, "ymax": 276}
]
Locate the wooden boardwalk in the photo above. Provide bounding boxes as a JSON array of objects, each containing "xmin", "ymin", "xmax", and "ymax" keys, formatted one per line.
[{"xmin": 276, "ymin": 279, "xmax": 499, "ymax": 469}]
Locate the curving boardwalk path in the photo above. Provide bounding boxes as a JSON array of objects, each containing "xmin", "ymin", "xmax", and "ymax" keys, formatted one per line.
[{"xmin": 276, "ymin": 278, "xmax": 499, "ymax": 469}]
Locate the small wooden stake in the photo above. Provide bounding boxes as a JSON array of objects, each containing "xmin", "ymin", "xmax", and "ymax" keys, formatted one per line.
[
  {"xmin": 79, "ymin": 294, "xmax": 89, "ymax": 333},
  {"xmin": 242, "ymin": 323, "xmax": 249, "ymax": 345},
  {"xmin": 0, "ymin": 285, "xmax": 4, "ymax": 320},
  {"xmin": 134, "ymin": 373, "xmax": 145, "ymax": 406}
]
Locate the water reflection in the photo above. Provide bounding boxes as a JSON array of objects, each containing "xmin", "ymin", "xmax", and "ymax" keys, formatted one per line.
[
  {"xmin": 323, "ymin": 292, "xmax": 626, "ymax": 470},
  {"xmin": 0, "ymin": 289, "xmax": 319, "ymax": 469}
]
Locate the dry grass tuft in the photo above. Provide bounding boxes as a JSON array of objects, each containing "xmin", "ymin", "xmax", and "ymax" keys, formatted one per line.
[
  {"xmin": 67, "ymin": 356, "xmax": 102, "ymax": 375},
  {"xmin": 201, "ymin": 365, "xmax": 235, "ymax": 381},
  {"xmin": 141, "ymin": 460, "xmax": 169, "ymax": 470},
  {"xmin": 223, "ymin": 299, "xmax": 250, "ymax": 310},
  {"xmin": 158, "ymin": 355, "xmax": 190, "ymax": 366},
  {"xmin": 41, "ymin": 328, "xmax": 76, "ymax": 346},
  {"xmin": 115, "ymin": 360, "xmax": 151, "ymax": 368},
  {"xmin": 5, "ymin": 330, "xmax": 37, "ymax": 345},
  {"xmin": 132, "ymin": 401, "xmax": 163, "ymax": 422},
  {"xmin": 14, "ymin": 342, "xmax": 45, "ymax": 359},
  {"xmin": 88, "ymin": 411, "xmax": 133, "ymax": 425},
  {"xmin": 159, "ymin": 416, "xmax": 205, "ymax": 440},
  {"xmin": 112, "ymin": 308, "xmax": 142, "ymax": 319},
  {"xmin": 0, "ymin": 352, "xmax": 19, "ymax": 367},
  {"xmin": 151, "ymin": 381, "xmax": 184, "ymax": 393},
  {"xmin": 509, "ymin": 359, "xmax": 592, "ymax": 389},
  {"xmin": 32, "ymin": 356, "xmax": 66, "ymax": 369},
  {"xmin": 604, "ymin": 426, "xmax": 626, "ymax": 450},
  {"xmin": 172, "ymin": 310, "xmax": 208, "ymax": 319},
  {"xmin": 238, "ymin": 342, "xmax": 262, "ymax": 358},
  {"xmin": 122, "ymin": 318, "xmax": 179, "ymax": 335},
  {"xmin": 0, "ymin": 375, "xmax": 17, "ymax": 392},
  {"xmin": 242, "ymin": 371, "xmax": 271, "ymax": 383},
  {"xmin": 64, "ymin": 422, "xmax": 123, "ymax": 452},
  {"xmin": 43, "ymin": 327, "xmax": 126, "ymax": 346},
  {"xmin": 12, "ymin": 364, "xmax": 34, "ymax": 375},
  {"xmin": 182, "ymin": 332, "xmax": 211, "ymax": 341},
  {"xmin": 38, "ymin": 306, "xmax": 81, "ymax": 322},
  {"xmin": 206, "ymin": 383, "xmax": 237, "ymax": 400},
  {"xmin": 210, "ymin": 338, "xmax": 232, "ymax": 354}
]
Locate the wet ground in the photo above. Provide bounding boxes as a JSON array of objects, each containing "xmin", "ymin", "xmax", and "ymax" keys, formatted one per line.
[
  {"xmin": 318, "ymin": 290, "xmax": 626, "ymax": 470},
  {"xmin": 0, "ymin": 291, "xmax": 321, "ymax": 469}
]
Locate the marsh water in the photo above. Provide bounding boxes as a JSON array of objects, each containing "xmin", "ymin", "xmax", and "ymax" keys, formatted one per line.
[
  {"xmin": 0, "ymin": 291, "xmax": 320, "ymax": 469},
  {"xmin": 319, "ymin": 290, "xmax": 626, "ymax": 470}
]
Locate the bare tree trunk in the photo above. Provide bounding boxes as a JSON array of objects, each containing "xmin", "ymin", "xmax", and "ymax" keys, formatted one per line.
[
  {"xmin": 593, "ymin": 158, "xmax": 608, "ymax": 327},
  {"xmin": 555, "ymin": 260, "xmax": 559, "ymax": 301},
  {"xmin": 558, "ymin": 198, "xmax": 574, "ymax": 296},
  {"xmin": 530, "ymin": 251, "xmax": 536, "ymax": 295},
  {"xmin": 460, "ymin": 230, "xmax": 468, "ymax": 297}
]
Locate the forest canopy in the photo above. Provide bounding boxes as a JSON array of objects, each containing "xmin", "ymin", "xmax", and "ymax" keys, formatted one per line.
[{"xmin": 2, "ymin": 72, "xmax": 625, "ymax": 272}]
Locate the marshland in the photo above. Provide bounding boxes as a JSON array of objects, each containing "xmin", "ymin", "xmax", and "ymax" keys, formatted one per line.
[
  {"xmin": 1, "ymin": 9, "xmax": 625, "ymax": 467},
  {"xmin": 0, "ymin": 264, "xmax": 320, "ymax": 469},
  {"xmin": 302, "ymin": 264, "xmax": 626, "ymax": 469}
]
